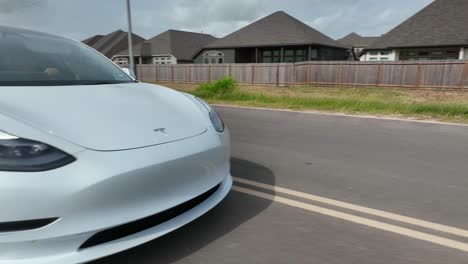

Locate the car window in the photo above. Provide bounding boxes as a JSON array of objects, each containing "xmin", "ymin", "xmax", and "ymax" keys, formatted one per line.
[{"xmin": 0, "ymin": 29, "xmax": 133, "ymax": 86}]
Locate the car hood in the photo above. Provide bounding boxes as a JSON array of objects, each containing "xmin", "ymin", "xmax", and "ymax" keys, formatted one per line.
[{"xmin": 0, "ymin": 83, "xmax": 207, "ymax": 151}]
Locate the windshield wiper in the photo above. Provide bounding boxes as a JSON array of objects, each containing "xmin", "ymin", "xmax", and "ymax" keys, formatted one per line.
[
  {"xmin": 81, "ymin": 80, "xmax": 138, "ymax": 85},
  {"xmin": 82, "ymin": 81, "xmax": 117, "ymax": 85}
]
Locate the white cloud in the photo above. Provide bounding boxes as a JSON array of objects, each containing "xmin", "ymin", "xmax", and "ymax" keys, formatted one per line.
[
  {"xmin": 0, "ymin": 0, "xmax": 434, "ymax": 41},
  {"xmin": 308, "ymin": 13, "xmax": 343, "ymax": 30},
  {"xmin": 377, "ymin": 9, "xmax": 396, "ymax": 21},
  {"xmin": 168, "ymin": 0, "xmax": 268, "ymax": 36},
  {"xmin": 172, "ymin": 0, "xmax": 268, "ymax": 23},
  {"xmin": 180, "ymin": 20, "xmax": 251, "ymax": 38}
]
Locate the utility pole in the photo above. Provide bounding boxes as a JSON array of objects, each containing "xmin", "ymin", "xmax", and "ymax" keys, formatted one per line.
[{"xmin": 126, "ymin": 0, "xmax": 135, "ymax": 72}]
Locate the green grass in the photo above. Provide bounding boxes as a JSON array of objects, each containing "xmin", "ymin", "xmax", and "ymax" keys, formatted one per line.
[
  {"xmin": 196, "ymin": 90, "xmax": 467, "ymax": 115},
  {"xmin": 152, "ymin": 79, "xmax": 468, "ymax": 124},
  {"xmin": 187, "ymin": 82, "xmax": 468, "ymax": 123},
  {"xmin": 196, "ymin": 76, "xmax": 237, "ymax": 95}
]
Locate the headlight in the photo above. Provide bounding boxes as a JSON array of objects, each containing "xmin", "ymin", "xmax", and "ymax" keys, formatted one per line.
[
  {"xmin": 195, "ymin": 97, "xmax": 225, "ymax": 132},
  {"xmin": 0, "ymin": 131, "xmax": 76, "ymax": 172},
  {"xmin": 209, "ymin": 108, "xmax": 225, "ymax": 132}
]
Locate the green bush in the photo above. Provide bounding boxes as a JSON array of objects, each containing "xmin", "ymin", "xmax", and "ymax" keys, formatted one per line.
[{"xmin": 196, "ymin": 76, "xmax": 237, "ymax": 96}]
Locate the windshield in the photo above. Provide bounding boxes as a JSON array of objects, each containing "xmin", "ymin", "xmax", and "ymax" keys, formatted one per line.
[{"xmin": 0, "ymin": 28, "xmax": 134, "ymax": 86}]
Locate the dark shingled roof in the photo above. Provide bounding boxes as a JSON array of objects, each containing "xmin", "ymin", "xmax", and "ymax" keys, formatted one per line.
[
  {"xmin": 82, "ymin": 30, "xmax": 145, "ymax": 58},
  {"xmin": 368, "ymin": 0, "xmax": 468, "ymax": 49},
  {"xmin": 337, "ymin": 32, "xmax": 380, "ymax": 48},
  {"xmin": 116, "ymin": 30, "xmax": 217, "ymax": 61},
  {"xmin": 204, "ymin": 11, "xmax": 345, "ymax": 49},
  {"xmin": 82, "ymin": 35, "xmax": 104, "ymax": 46}
]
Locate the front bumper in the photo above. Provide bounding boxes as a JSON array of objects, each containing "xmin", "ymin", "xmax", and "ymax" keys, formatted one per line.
[{"xmin": 0, "ymin": 129, "xmax": 231, "ymax": 264}]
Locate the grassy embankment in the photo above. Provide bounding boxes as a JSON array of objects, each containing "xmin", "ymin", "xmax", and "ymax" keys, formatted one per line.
[{"xmin": 153, "ymin": 77, "xmax": 468, "ymax": 124}]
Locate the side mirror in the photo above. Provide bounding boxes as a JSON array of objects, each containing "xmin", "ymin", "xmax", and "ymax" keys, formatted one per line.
[{"xmin": 122, "ymin": 68, "xmax": 136, "ymax": 79}]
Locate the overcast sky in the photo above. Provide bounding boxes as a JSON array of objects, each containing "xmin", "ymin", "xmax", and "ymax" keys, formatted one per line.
[{"xmin": 0, "ymin": 0, "xmax": 433, "ymax": 41}]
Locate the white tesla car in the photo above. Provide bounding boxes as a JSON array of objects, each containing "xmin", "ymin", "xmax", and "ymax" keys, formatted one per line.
[{"xmin": 0, "ymin": 26, "xmax": 232, "ymax": 264}]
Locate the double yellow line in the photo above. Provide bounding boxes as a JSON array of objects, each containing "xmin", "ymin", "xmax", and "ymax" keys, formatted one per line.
[{"xmin": 232, "ymin": 177, "xmax": 468, "ymax": 252}]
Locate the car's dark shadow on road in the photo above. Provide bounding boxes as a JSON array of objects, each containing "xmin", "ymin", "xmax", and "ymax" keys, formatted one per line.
[{"xmin": 91, "ymin": 158, "xmax": 275, "ymax": 264}]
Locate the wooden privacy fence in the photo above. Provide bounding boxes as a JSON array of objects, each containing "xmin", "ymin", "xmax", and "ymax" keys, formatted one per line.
[{"xmin": 136, "ymin": 60, "xmax": 468, "ymax": 90}]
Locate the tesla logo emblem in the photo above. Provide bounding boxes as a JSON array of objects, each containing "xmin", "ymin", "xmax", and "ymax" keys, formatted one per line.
[{"xmin": 153, "ymin": 128, "xmax": 168, "ymax": 136}]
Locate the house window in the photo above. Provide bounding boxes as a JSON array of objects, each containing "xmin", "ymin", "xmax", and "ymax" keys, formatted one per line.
[
  {"xmin": 310, "ymin": 49, "xmax": 318, "ymax": 59},
  {"xmin": 365, "ymin": 50, "xmax": 392, "ymax": 61},
  {"xmin": 399, "ymin": 48, "xmax": 460, "ymax": 60},
  {"xmin": 261, "ymin": 47, "xmax": 307, "ymax": 63},
  {"xmin": 260, "ymin": 48, "xmax": 281, "ymax": 63},
  {"xmin": 113, "ymin": 57, "xmax": 129, "ymax": 66},
  {"xmin": 283, "ymin": 48, "xmax": 307, "ymax": 62},
  {"xmin": 153, "ymin": 56, "xmax": 176, "ymax": 64},
  {"xmin": 203, "ymin": 51, "xmax": 224, "ymax": 64}
]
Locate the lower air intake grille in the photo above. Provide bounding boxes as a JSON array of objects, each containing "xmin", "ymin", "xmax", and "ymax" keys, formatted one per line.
[
  {"xmin": 0, "ymin": 218, "xmax": 58, "ymax": 233},
  {"xmin": 80, "ymin": 184, "xmax": 220, "ymax": 249}
]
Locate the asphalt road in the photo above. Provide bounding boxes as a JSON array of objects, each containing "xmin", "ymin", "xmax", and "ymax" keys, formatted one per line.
[{"xmin": 93, "ymin": 106, "xmax": 468, "ymax": 264}]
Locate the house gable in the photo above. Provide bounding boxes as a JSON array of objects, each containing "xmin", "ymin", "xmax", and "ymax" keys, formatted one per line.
[
  {"xmin": 204, "ymin": 11, "xmax": 345, "ymax": 50},
  {"xmin": 368, "ymin": 0, "xmax": 468, "ymax": 49}
]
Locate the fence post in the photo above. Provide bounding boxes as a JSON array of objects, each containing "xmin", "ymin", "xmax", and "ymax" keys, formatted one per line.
[
  {"xmin": 338, "ymin": 63, "xmax": 344, "ymax": 87},
  {"xmin": 376, "ymin": 64, "xmax": 382, "ymax": 87},
  {"xmin": 154, "ymin": 65, "xmax": 158, "ymax": 82},
  {"xmin": 276, "ymin": 64, "xmax": 280, "ymax": 86},
  {"xmin": 307, "ymin": 63, "xmax": 311, "ymax": 85},
  {"xmin": 135, "ymin": 65, "xmax": 140, "ymax": 80},
  {"xmin": 208, "ymin": 65, "xmax": 211, "ymax": 83},
  {"xmin": 309, "ymin": 63, "xmax": 313, "ymax": 85},
  {"xmin": 188, "ymin": 65, "xmax": 192, "ymax": 83},
  {"xmin": 171, "ymin": 65, "xmax": 174, "ymax": 83},
  {"xmin": 251, "ymin": 65, "xmax": 255, "ymax": 85},
  {"xmin": 228, "ymin": 64, "xmax": 232, "ymax": 77},
  {"xmin": 291, "ymin": 63, "xmax": 295, "ymax": 86},
  {"xmin": 416, "ymin": 64, "xmax": 422, "ymax": 88},
  {"xmin": 459, "ymin": 62, "xmax": 468, "ymax": 91}
]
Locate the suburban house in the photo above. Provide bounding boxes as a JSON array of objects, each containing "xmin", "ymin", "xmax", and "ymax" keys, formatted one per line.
[
  {"xmin": 361, "ymin": 0, "xmax": 468, "ymax": 61},
  {"xmin": 82, "ymin": 30, "xmax": 145, "ymax": 59},
  {"xmin": 337, "ymin": 32, "xmax": 379, "ymax": 61},
  {"xmin": 112, "ymin": 30, "xmax": 217, "ymax": 65},
  {"xmin": 192, "ymin": 11, "xmax": 348, "ymax": 64}
]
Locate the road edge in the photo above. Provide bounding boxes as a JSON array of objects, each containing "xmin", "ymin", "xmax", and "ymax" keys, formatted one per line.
[{"xmin": 213, "ymin": 104, "xmax": 468, "ymax": 127}]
